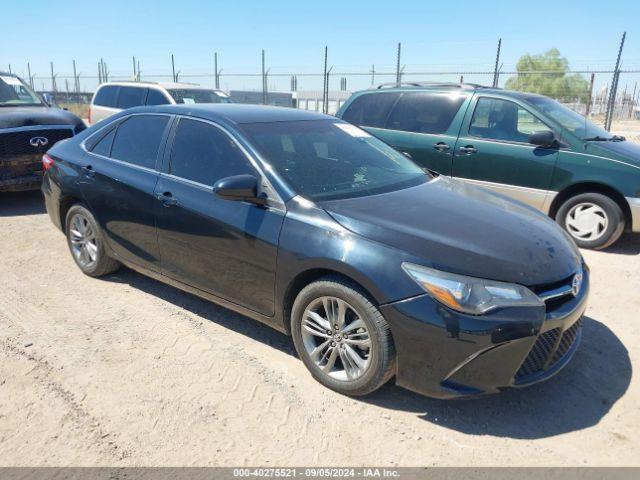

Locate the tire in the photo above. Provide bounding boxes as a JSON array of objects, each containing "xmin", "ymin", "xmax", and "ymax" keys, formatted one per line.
[
  {"xmin": 65, "ymin": 204, "xmax": 120, "ymax": 277},
  {"xmin": 555, "ymin": 192, "xmax": 625, "ymax": 250},
  {"xmin": 290, "ymin": 276, "xmax": 395, "ymax": 396}
]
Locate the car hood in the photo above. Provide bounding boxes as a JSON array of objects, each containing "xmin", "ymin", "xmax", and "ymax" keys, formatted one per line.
[
  {"xmin": 318, "ymin": 177, "xmax": 581, "ymax": 287},
  {"xmin": 585, "ymin": 140, "xmax": 640, "ymax": 166},
  {"xmin": 0, "ymin": 106, "xmax": 83, "ymax": 130}
]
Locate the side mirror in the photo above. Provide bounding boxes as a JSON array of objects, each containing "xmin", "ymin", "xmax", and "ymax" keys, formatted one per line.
[
  {"xmin": 41, "ymin": 93, "xmax": 54, "ymax": 107},
  {"xmin": 213, "ymin": 174, "xmax": 267, "ymax": 205},
  {"xmin": 528, "ymin": 130, "xmax": 558, "ymax": 147}
]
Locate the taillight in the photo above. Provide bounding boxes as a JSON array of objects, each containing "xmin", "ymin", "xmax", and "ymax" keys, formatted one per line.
[{"xmin": 42, "ymin": 154, "xmax": 55, "ymax": 171}]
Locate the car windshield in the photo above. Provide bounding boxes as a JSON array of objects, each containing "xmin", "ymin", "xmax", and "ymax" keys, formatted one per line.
[
  {"xmin": 241, "ymin": 120, "xmax": 429, "ymax": 201},
  {"xmin": 167, "ymin": 88, "xmax": 232, "ymax": 104},
  {"xmin": 0, "ymin": 74, "xmax": 43, "ymax": 107},
  {"xmin": 524, "ymin": 95, "xmax": 614, "ymax": 141}
]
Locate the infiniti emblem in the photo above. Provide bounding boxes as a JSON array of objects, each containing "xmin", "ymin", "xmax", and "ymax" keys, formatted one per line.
[
  {"xmin": 29, "ymin": 136, "xmax": 49, "ymax": 147},
  {"xmin": 571, "ymin": 271, "xmax": 583, "ymax": 297}
]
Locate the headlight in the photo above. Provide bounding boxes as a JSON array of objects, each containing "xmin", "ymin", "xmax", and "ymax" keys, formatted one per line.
[{"xmin": 402, "ymin": 263, "xmax": 544, "ymax": 315}]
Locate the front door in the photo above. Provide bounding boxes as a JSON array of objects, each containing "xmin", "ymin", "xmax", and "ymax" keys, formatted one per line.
[
  {"xmin": 154, "ymin": 117, "xmax": 285, "ymax": 316},
  {"xmin": 452, "ymin": 96, "xmax": 559, "ymax": 210}
]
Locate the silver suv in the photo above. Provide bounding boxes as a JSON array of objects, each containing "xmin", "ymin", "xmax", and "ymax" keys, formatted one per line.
[{"xmin": 89, "ymin": 81, "xmax": 232, "ymax": 124}]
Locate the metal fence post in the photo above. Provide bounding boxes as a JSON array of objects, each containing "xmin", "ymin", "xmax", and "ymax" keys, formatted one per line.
[
  {"xmin": 132, "ymin": 56, "xmax": 137, "ymax": 81},
  {"xmin": 605, "ymin": 32, "xmax": 626, "ymax": 131},
  {"xmin": 631, "ymin": 82, "xmax": 637, "ymax": 119},
  {"xmin": 214, "ymin": 52, "xmax": 219, "ymax": 89},
  {"xmin": 492, "ymin": 38, "xmax": 502, "ymax": 88},
  {"xmin": 171, "ymin": 54, "xmax": 176, "ymax": 82},
  {"xmin": 323, "ymin": 46, "xmax": 328, "ymax": 112},
  {"xmin": 27, "ymin": 62, "xmax": 33, "ymax": 89},
  {"xmin": 261, "ymin": 50, "xmax": 266, "ymax": 105},
  {"xmin": 370, "ymin": 64, "xmax": 375, "ymax": 86},
  {"xmin": 50, "ymin": 62, "xmax": 57, "ymax": 93},
  {"xmin": 585, "ymin": 72, "xmax": 595, "ymax": 117},
  {"xmin": 395, "ymin": 43, "xmax": 401, "ymax": 87}
]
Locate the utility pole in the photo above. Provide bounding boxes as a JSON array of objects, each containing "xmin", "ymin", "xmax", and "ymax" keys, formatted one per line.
[
  {"xmin": 492, "ymin": 38, "xmax": 502, "ymax": 88},
  {"xmin": 395, "ymin": 42, "xmax": 402, "ymax": 87},
  {"xmin": 605, "ymin": 32, "xmax": 626, "ymax": 131}
]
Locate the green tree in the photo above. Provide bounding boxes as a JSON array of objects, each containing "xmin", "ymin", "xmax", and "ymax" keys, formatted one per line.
[{"xmin": 505, "ymin": 49, "xmax": 590, "ymax": 102}]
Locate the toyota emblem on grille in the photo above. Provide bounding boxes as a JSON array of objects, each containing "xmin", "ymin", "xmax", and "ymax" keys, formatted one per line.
[
  {"xmin": 571, "ymin": 271, "xmax": 583, "ymax": 297},
  {"xmin": 29, "ymin": 136, "xmax": 49, "ymax": 147}
]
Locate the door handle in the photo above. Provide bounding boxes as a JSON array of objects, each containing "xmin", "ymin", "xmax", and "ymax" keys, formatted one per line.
[
  {"xmin": 82, "ymin": 165, "xmax": 95, "ymax": 178},
  {"xmin": 433, "ymin": 142, "xmax": 450, "ymax": 152},
  {"xmin": 458, "ymin": 145, "xmax": 477, "ymax": 154},
  {"xmin": 156, "ymin": 191, "xmax": 177, "ymax": 207}
]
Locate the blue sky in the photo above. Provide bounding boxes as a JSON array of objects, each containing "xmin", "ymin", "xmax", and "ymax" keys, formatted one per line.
[{"xmin": 3, "ymin": 0, "xmax": 639, "ymax": 92}]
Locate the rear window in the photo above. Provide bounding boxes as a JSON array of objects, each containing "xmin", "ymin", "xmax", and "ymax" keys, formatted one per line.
[
  {"xmin": 167, "ymin": 89, "xmax": 231, "ymax": 104},
  {"xmin": 386, "ymin": 92, "xmax": 466, "ymax": 134},
  {"xmin": 93, "ymin": 86, "xmax": 119, "ymax": 107},
  {"xmin": 110, "ymin": 115, "xmax": 169, "ymax": 169},
  {"xmin": 340, "ymin": 92, "xmax": 399, "ymax": 128},
  {"xmin": 117, "ymin": 86, "xmax": 147, "ymax": 109},
  {"xmin": 90, "ymin": 128, "xmax": 116, "ymax": 156}
]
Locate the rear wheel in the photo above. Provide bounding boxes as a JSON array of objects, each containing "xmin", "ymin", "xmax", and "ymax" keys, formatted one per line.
[
  {"xmin": 65, "ymin": 204, "xmax": 120, "ymax": 277},
  {"xmin": 291, "ymin": 277, "xmax": 395, "ymax": 396},
  {"xmin": 555, "ymin": 192, "xmax": 625, "ymax": 250}
]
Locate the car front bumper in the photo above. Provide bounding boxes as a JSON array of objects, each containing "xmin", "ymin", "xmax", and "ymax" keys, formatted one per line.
[
  {"xmin": 627, "ymin": 197, "xmax": 640, "ymax": 232},
  {"xmin": 380, "ymin": 267, "xmax": 589, "ymax": 399}
]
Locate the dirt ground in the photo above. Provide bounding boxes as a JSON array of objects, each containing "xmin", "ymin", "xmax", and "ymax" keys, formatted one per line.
[{"xmin": 0, "ymin": 191, "xmax": 638, "ymax": 467}]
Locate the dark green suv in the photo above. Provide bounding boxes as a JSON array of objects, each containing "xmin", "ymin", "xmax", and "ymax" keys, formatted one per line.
[{"xmin": 336, "ymin": 83, "xmax": 640, "ymax": 249}]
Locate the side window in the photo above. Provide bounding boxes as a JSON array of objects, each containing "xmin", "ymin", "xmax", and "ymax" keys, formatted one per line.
[
  {"xmin": 93, "ymin": 86, "xmax": 119, "ymax": 107},
  {"xmin": 146, "ymin": 89, "xmax": 170, "ymax": 106},
  {"xmin": 170, "ymin": 118, "xmax": 255, "ymax": 186},
  {"xmin": 469, "ymin": 98, "xmax": 549, "ymax": 143},
  {"xmin": 110, "ymin": 115, "xmax": 169, "ymax": 169},
  {"xmin": 340, "ymin": 92, "xmax": 399, "ymax": 128},
  {"xmin": 386, "ymin": 92, "xmax": 466, "ymax": 134},
  {"xmin": 90, "ymin": 128, "xmax": 116, "ymax": 156},
  {"xmin": 116, "ymin": 87, "xmax": 147, "ymax": 109}
]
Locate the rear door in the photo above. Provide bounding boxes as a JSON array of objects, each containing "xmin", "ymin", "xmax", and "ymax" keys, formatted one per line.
[
  {"xmin": 90, "ymin": 85, "xmax": 120, "ymax": 124},
  {"xmin": 154, "ymin": 117, "xmax": 285, "ymax": 316},
  {"xmin": 340, "ymin": 91, "xmax": 469, "ymax": 175},
  {"xmin": 452, "ymin": 95, "xmax": 559, "ymax": 210},
  {"xmin": 79, "ymin": 113, "xmax": 171, "ymax": 271}
]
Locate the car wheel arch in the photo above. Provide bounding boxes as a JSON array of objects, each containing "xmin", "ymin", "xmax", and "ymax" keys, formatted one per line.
[
  {"xmin": 280, "ymin": 267, "xmax": 383, "ymax": 335},
  {"xmin": 59, "ymin": 195, "xmax": 85, "ymax": 231},
  {"xmin": 550, "ymin": 182, "xmax": 631, "ymax": 228}
]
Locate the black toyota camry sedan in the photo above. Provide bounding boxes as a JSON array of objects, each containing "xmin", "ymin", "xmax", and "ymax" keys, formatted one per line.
[{"xmin": 41, "ymin": 104, "xmax": 588, "ymax": 399}]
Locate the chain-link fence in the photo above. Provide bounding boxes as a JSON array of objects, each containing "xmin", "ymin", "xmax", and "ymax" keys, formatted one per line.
[{"xmin": 12, "ymin": 39, "xmax": 639, "ymax": 140}]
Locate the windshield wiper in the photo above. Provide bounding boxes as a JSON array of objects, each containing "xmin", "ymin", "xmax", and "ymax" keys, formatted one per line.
[{"xmin": 584, "ymin": 135, "xmax": 626, "ymax": 142}]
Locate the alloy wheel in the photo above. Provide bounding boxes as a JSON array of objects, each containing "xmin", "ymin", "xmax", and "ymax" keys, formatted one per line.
[
  {"xmin": 69, "ymin": 213, "xmax": 99, "ymax": 269},
  {"xmin": 565, "ymin": 202, "xmax": 608, "ymax": 241},
  {"xmin": 300, "ymin": 296, "xmax": 372, "ymax": 381}
]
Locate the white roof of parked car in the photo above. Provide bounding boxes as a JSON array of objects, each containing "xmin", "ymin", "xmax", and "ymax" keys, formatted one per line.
[{"xmin": 98, "ymin": 81, "xmax": 222, "ymax": 91}]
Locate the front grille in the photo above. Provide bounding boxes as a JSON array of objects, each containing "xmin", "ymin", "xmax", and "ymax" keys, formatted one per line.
[
  {"xmin": 0, "ymin": 128, "xmax": 74, "ymax": 157},
  {"xmin": 514, "ymin": 319, "xmax": 582, "ymax": 383},
  {"xmin": 515, "ymin": 328, "xmax": 560, "ymax": 379}
]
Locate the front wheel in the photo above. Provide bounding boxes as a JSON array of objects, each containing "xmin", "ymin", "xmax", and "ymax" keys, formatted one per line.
[
  {"xmin": 291, "ymin": 277, "xmax": 395, "ymax": 396},
  {"xmin": 555, "ymin": 192, "xmax": 625, "ymax": 250}
]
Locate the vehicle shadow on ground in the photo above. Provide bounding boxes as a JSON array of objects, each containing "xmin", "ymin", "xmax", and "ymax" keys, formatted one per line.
[
  {"xmin": 600, "ymin": 233, "xmax": 640, "ymax": 255},
  {"xmin": 0, "ymin": 191, "xmax": 46, "ymax": 216},
  {"xmin": 363, "ymin": 316, "xmax": 631, "ymax": 439},
  {"xmin": 104, "ymin": 267, "xmax": 297, "ymax": 357}
]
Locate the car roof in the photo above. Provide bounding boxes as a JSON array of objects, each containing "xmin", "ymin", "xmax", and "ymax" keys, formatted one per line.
[
  {"xmin": 358, "ymin": 82, "xmax": 530, "ymax": 98},
  {"xmin": 97, "ymin": 81, "xmax": 224, "ymax": 91},
  {"xmin": 125, "ymin": 103, "xmax": 335, "ymax": 124}
]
